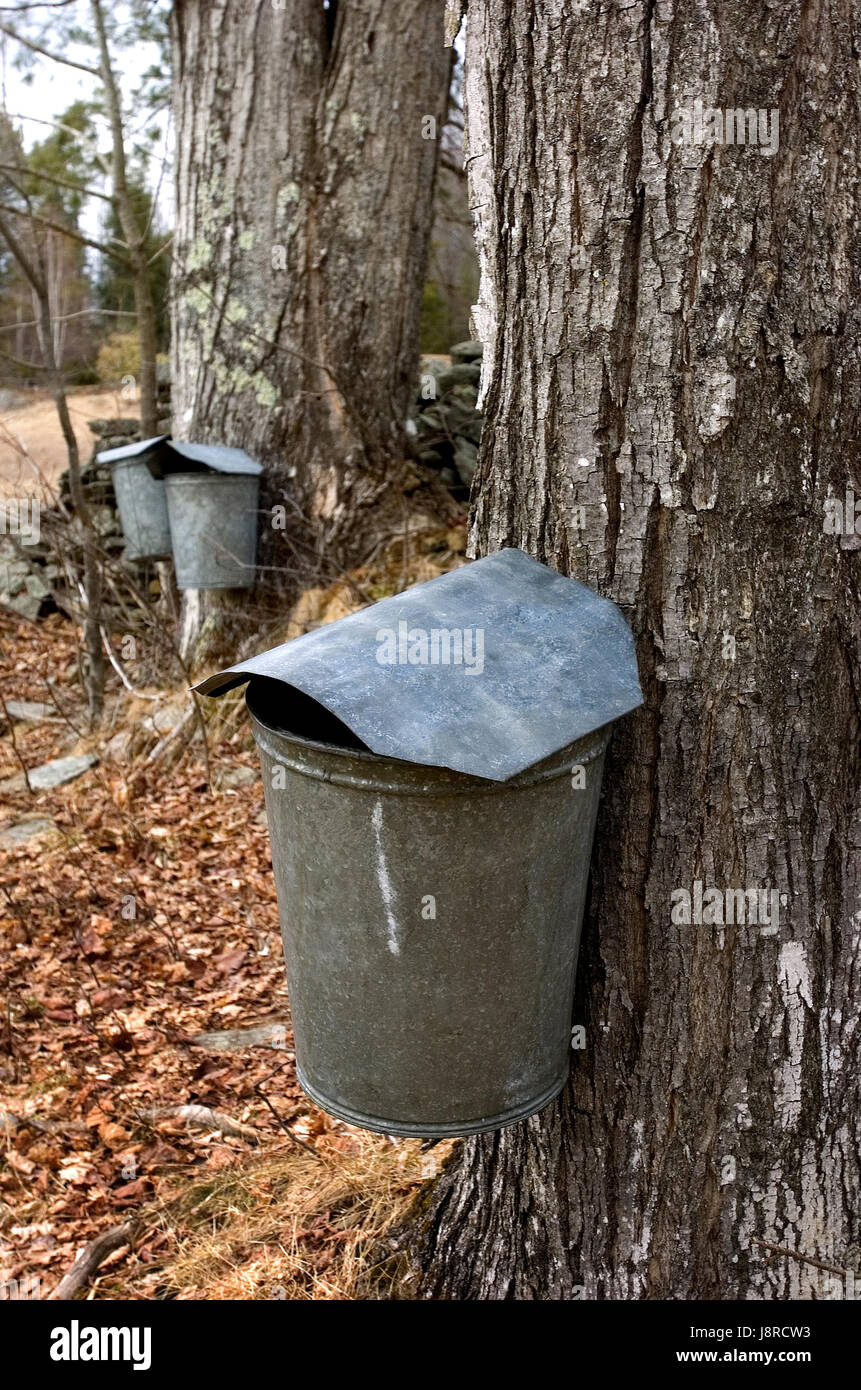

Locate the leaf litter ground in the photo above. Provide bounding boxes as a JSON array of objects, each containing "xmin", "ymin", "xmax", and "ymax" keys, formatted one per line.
[{"xmin": 0, "ymin": 601, "xmax": 454, "ymax": 1300}]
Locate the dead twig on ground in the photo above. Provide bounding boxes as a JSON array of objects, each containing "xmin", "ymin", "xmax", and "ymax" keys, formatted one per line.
[
  {"xmin": 0, "ymin": 686, "xmax": 32, "ymax": 792},
  {"xmin": 139, "ymin": 1103, "xmax": 261, "ymax": 1145},
  {"xmin": 0, "ymin": 1108, "xmax": 90, "ymax": 1137},
  {"xmin": 125, "ymin": 708, "xmax": 196, "ymax": 786},
  {"xmin": 254, "ymin": 1063, "xmax": 325, "ymax": 1161},
  {"xmin": 99, "ymin": 625, "xmax": 161, "ymax": 698},
  {"xmin": 49, "ymin": 1218, "xmax": 140, "ymax": 1301}
]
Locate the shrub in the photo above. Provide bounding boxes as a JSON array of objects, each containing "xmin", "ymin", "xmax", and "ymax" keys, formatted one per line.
[{"xmin": 96, "ymin": 331, "xmax": 140, "ymax": 383}]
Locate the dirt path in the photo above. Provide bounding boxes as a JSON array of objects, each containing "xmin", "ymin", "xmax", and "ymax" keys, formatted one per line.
[{"xmin": 0, "ymin": 386, "xmax": 136, "ymax": 499}]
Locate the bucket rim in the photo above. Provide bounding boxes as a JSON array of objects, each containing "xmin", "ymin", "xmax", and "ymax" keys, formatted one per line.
[
  {"xmin": 164, "ymin": 470, "xmax": 260, "ymax": 487},
  {"xmin": 295, "ymin": 1063, "xmax": 568, "ymax": 1138},
  {"xmin": 110, "ymin": 451, "xmax": 166, "ymax": 473},
  {"xmin": 124, "ymin": 547, "xmax": 173, "ymax": 562}
]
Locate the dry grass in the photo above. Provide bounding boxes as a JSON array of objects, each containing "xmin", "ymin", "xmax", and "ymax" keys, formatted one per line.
[
  {"xmin": 0, "ymin": 386, "xmax": 135, "ymax": 498},
  {"xmin": 98, "ymin": 1132, "xmax": 454, "ymax": 1301}
]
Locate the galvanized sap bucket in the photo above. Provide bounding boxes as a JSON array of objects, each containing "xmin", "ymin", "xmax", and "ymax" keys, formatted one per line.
[
  {"xmin": 97, "ymin": 436, "xmax": 171, "ymax": 561},
  {"xmin": 149, "ymin": 441, "xmax": 262, "ymax": 590},
  {"xmin": 197, "ymin": 549, "xmax": 643, "ymax": 1136}
]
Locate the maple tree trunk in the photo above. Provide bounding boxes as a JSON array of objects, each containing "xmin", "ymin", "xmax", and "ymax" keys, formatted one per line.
[
  {"xmin": 170, "ymin": 0, "xmax": 450, "ymax": 663},
  {"xmin": 91, "ymin": 0, "xmax": 159, "ymax": 439},
  {"xmin": 405, "ymin": 0, "xmax": 861, "ymax": 1299}
]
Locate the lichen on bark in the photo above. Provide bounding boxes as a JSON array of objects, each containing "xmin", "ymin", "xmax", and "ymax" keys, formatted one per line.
[
  {"xmin": 170, "ymin": 0, "xmax": 452, "ymax": 664},
  {"xmin": 405, "ymin": 0, "xmax": 861, "ymax": 1301}
]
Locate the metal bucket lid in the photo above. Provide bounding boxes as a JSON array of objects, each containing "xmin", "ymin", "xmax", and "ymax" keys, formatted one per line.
[
  {"xmin": 96, "ymin": 434, "xmax": 169, "ymax": 465},
  {"xmin": 196, "ymin": 548, "xmax": 643, "ymax": 783},
  {"xmin": 147, "ymin": 440, "xmax": 263, "ymax": 478}
]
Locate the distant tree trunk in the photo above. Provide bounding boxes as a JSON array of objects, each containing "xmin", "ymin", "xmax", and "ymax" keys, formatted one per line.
[
  {"xmin": 0, "ymin": 210, "xmax": 105, "ymax": 727},
  {"xmin": 405, "ymin": 0, "xmax": 861, "ymax": 1299},
  {"xmin": 170, "ymin": 0, "xmax": 450, "ymax": 665},
  {"xmin": 91, "ymin": 0, "xmax": 159, "ymax": 439}
]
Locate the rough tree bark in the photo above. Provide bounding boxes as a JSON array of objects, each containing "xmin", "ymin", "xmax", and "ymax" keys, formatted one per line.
[
  {"xmin": 406, "ymin": 0, "xmax": 861, "ymax": 1299},
  {"xmin": 170, "ymin": 0, "xmax": 450, "ymax": 664}
]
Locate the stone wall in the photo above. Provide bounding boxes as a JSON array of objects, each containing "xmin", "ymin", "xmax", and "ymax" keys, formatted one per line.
[
  {"xmin": 414, "ymin": 340, "xmax": 483, "ymax": 493},
  {"xmin": 0, "ymin": 367, "xmax": 171, "ymax": 623}
]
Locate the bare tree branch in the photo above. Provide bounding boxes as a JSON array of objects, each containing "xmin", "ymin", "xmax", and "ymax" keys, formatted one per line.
[
  {"xmin": 0, "ymin": 343, "xmax": 46, "ymax": 368},
  {"xmin": 0, "ymin": 20, "xmax": 101, "ymax": 74},
  {"xmin": 0, "ymin": 306, "xmax": 134, "ymax": 333},
  {"xmin": 146, "ymin": 233, "xmax": 172, "ymax": 266},
  {"xmin": 0, "ymin": 2, "xmax": 79, "ymax": 11},
  {"xmin": 0, "ymin": 161, "xmax": 114, "ymax": 202},
  {"xmin": 0, "ymin": 111, "xmax": 112, "ymax": 176},
  {"xmin": 0, "ymin": 206, "xmax": 43, "ymax": 293},
  {"xmin": 0, "ymin": 200, "xmax": 132, "ymax": 265},
  {"xmin": 0, "ymin": 199, "xmax": 106, "ymax": 723},
  {"xmin": 440, "ymin": 150, "xmax": 466, "ymax": 181}
]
